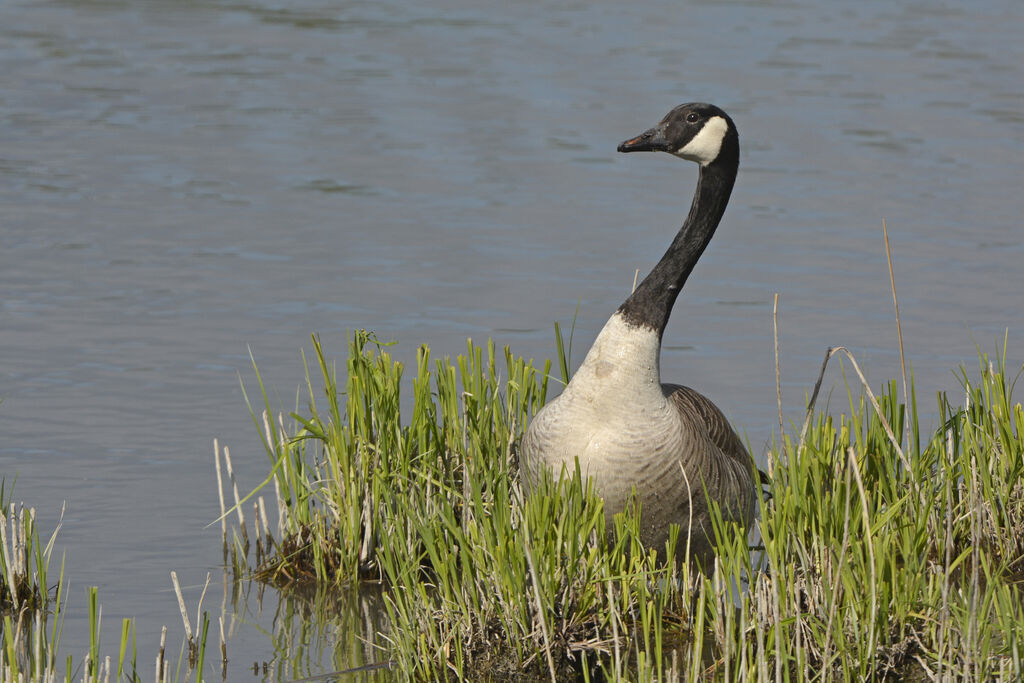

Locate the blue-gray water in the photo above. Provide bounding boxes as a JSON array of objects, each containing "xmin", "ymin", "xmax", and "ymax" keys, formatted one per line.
[{"xmin": 2, "ymin": 0, "xmax": 1021, "ymax": 677}]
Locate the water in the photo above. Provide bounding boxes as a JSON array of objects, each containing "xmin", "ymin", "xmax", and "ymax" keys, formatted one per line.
[{"xmin": 1, "ymin": 0, "xmax": 1021, "ymax": 676}]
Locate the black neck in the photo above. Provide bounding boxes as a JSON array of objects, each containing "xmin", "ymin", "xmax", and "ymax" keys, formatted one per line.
[{"xmin": 616, "ymin": 152, "xmax": 738, "ymax": 337}]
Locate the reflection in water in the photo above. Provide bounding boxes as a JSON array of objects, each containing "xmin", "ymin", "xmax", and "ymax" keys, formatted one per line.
[
  {"xmin": 222, "ymin": 576, "xmax": 390, "ymax": 682},
  {"xmin": 217, "ymin": 573, "xmax": 724, "ymax": 681}
]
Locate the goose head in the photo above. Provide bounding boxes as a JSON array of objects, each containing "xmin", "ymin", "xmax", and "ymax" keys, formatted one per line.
[{"xmin": 617, "ymin": 102, "xmax": 738, "ymax": 168}]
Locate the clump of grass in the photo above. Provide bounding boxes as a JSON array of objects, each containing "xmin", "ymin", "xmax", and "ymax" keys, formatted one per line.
[
  {"xmin": 0, "ymin": 484, "xmax": 214, "ymax": 682},
  {"xmin": 226, "ymin": 331, "xmax": 551, "ymax": 586},
  {"xmin": 0, "ymin": 490, "xmax": 135, "ymax": 682},
  {"xmin": 0, "ymin": 483, "xmax": 61, "ymax": 614},
  {"xmin": 705, "ymin": 344, "xmax": 1024, "ymax": 680},
  {"xmin": 1, "ymin": 580, "xmax": 215, "ymax": 682},
  {"xmin": 0, "ymin": 482, "xmax": 68, "ymax": 680},
  {"xmin": 225, "ymin": 331, "xmax": 1024, "ymax": 680}
]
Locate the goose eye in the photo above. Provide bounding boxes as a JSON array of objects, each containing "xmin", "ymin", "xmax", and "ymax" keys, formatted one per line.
[{"xmin": 685, "ymin": 112, "xmax": 700, "ymax": 123}]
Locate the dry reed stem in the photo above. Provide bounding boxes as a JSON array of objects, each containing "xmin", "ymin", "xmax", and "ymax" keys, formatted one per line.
[
  {"xmin": 882, "ymin": 220, "xmax": 911, "ymax": 449},
  {"xmin": 213, "ymin": 438, "xmax": 227, "ymax": 543},
  {"xmin": 258, "ymin": 496, "xmax": 271, "ymax": 547},
  {"xmin": 773, "ymin": 293, "xmax": 783, "ymax": 465},
  {"xmin": 222, "ymin": 445, "xmax": 246, "ymax": 529},
  {"xmin": 156, "ymin": 625, "xmax": 166, "ymax": 683},
  {"xmin": 253, "ymin": 501, "xmax": 262, "ymax": 552},
  {"xmin": 170, "ymin": 571, "xmax": 193, "ymax": 645},
  {"xmin": 33, "ymin": 612, "xmax": 41, "ymax": 675},
  {"xmin": 0, "ymin": 507, "xmax": 19, "ymax": 609},
  {"xmin": 797, "ymin": 346, "xmax": 914, "ymax": 481},
  {"xmin": 44, "ymin": 502, "xmax": 64, "ymax": 565},
  {"xmin": 261, "ymin": 409, "xmax": 274, "ymax": 455},
  {"xmin": 271, "ymin": 410, "xmax": 294, "ymax": 534},
  {"xmin": 195, "ymin": 572, "xmax": 211, "ymax": 640},
  {"xmin": 219, "ymin": 615, "xmax": 227, "ymax": 678}
]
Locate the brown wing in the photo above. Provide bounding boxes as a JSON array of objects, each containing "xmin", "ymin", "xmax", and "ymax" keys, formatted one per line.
[
  {"xmin": 664, "ymin": 383, "xmax": 757, "ymax": 526},
  {"xmin": 665, "ymin": 385, "xmax": 749, "ymax": 463}
]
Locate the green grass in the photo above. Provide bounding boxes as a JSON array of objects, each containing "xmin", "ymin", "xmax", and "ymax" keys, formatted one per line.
[
  {"xmin": 225, "ymin": 330, "xmax": 1024, "ymax": 681},
  {"xmin": 229, "ymin": 331, "xmax": 551, "ymax": 587},
  {"xmin": 723, "ymin": 345, "xmax": 1024, "ymax": 680}
]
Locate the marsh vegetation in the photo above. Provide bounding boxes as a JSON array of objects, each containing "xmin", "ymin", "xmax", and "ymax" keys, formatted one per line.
[
  {"xmin": 214, "ymin": 330, "xmax": 1024, "ymax": 681},
  {"xmin": 3, "ymin": 323, "xmax": 1022, "ymax": 681}
]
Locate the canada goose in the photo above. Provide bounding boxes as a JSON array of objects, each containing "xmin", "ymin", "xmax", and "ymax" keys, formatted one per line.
[{"xmin": 520, "ymin": 103, "xmax": 756, "ymax": 568}]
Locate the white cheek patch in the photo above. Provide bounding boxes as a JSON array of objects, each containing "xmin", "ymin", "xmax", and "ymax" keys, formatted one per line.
[{"xmin": 674, "ymin": 115, "xmax": 729, "ymax": 166}]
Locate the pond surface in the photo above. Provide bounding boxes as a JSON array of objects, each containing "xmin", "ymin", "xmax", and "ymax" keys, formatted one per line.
[{"xmin": 1, "ymin": 0, "xmax": 1021, "ymax": 677}]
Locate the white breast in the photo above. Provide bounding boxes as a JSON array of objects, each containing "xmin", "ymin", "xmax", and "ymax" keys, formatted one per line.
[{"xmin": 521, "ymin": 313, "xmax": 677, "ymax": 480}]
